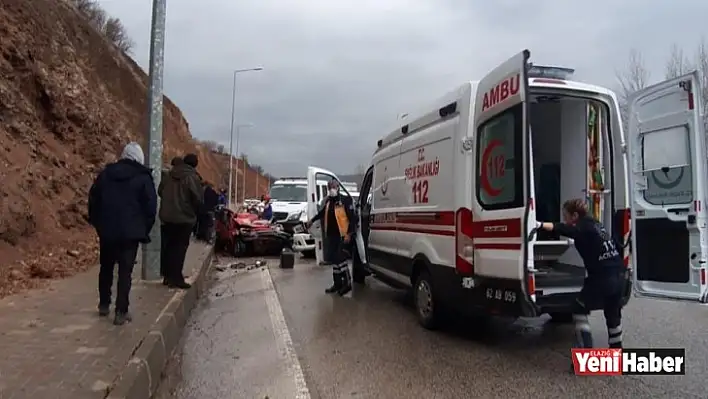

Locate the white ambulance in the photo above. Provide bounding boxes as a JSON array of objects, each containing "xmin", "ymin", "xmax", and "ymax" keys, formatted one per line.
[{"xmin": 307, "ymin": 50, "xmax": 708, "ymax": 329}]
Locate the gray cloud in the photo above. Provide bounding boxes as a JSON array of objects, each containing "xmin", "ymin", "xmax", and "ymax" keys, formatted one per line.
[{"xmin": 99, "ymin": 0, "xmax": 708, "ymax": 176}]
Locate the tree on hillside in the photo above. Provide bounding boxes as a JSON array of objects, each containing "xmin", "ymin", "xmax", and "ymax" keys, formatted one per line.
[
  {"xmin": 197, "ymin": 139, "xmax": 219, "ymax": 153},
  {"xmin": 103, "ymin": 17, "xmax": 134, "ymax": 54},
  {"xmin": 616, "ymin": 40, "xmax": 708, "ymax": 130},
  {"xmin": 70, "ymin": 0, "xmax": 134, "ymax": 54},
  {"xmin": 251, "ymin": 164, "xmax": 264, "ymax": 174},
  {"xmin": 240, "ymin": 153, "xmax": 249, "ymax": 167}
]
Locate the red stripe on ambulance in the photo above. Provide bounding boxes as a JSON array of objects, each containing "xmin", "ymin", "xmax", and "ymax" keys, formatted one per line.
[{"xmin": 371, "ymin": 211, "xmax": 521, "ymax": 239}]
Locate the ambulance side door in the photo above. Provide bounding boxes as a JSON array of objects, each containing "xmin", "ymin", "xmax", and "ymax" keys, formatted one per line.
[
  {"xmin": 628, "ymin": 71, "xmax": 708, "ymax": 303},
  {"xmin": 468, "ymin": 50, "xmax": 532, "ymax": 311},
  {"xmin": 355, "ymin": 166, "xmax": 375, "ymax": 265}
]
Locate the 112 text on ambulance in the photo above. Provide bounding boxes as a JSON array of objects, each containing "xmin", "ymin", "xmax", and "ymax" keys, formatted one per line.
[
  {"xmin": 407, "ymin": 148, "xmax": 440, "ymax": 204},
  {"xmin": 572, "ymin": 348, "xmax": 686, "ymax": 376}
]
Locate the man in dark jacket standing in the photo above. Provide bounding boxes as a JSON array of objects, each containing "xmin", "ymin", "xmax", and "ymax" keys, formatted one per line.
[
  {"xmin": 159, "ymin": 153, "xmax": 203, "ymax": 289},
  {"xmin": 197, "ymin": 182, "xmax": 219, "ymax": 242},
  {"xmin": 160, "ymin": 156, "xmax": 183, "ymax": 281},
  {"xmin": 89, "ymin": 142, "xmax": 157, "ymax": 326}
]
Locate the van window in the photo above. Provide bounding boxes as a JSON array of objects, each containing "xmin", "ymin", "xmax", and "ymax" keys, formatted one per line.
[
  {"xmin": 642, "ymin": 125, "xmax": 693, "ymax": 205},
  {"xmin": 475, "ymin": 104, "xmax": 524, "ymax": 210}
]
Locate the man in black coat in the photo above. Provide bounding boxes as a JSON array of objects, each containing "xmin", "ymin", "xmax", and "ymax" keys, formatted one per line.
[
  {"xmin": 159, "ymin": 153, "xmax": 203, "ymax": 289},
  {"xmin": 161, "ymin": 156, "xmax": 184, "ymax": 280},
  {"xmin": 89, "ymin": 142, "xmax": 158, "ymax": 326}
]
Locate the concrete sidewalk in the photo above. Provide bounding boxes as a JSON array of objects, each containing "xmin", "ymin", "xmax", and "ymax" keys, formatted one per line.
[{"xmin": 0, "ymin": 240, "xmax": 214, "ymax": 399}]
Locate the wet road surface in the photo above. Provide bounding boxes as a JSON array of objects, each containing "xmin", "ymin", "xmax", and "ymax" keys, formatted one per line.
[{"xmin": 157, "ymin": 256, "xmax": 707, "ymax": 398}]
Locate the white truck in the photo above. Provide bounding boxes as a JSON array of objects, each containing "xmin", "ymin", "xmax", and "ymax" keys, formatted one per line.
[{"xmin": 307, "ymin": 50, "xmax": 708, "ymax": 330}]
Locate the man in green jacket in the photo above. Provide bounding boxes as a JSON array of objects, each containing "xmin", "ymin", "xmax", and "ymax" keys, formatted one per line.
[{"xmin": 158, "ymin": 153, "xmax": 203, "ymax": 289}]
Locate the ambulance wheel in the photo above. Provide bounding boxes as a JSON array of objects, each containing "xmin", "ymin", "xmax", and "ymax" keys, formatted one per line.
[
  {"xmin": 413, "ymin": 270, "xmax": 440, "ymax": 330},
  {"xmin": 549, "ymin": 312, "xmax": 574, "ymax": 323},
  {"xmin": 302, "ymin": 250, "xmax": 316, "ymax": 259}
]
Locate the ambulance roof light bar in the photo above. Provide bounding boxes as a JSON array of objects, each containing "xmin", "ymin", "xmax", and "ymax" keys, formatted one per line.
[{"xmin": 528, "ymin": 64, "xmax": 575, "ymax": 80}]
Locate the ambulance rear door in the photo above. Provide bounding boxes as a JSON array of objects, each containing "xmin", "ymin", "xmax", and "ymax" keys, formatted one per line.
[
  {"xmin": 468, "ymin": 50, "xmax": 533, "ymax": 312},
  {"xmin": 628, "ymin": 71, "xmax": 708, "ymax": 303}
]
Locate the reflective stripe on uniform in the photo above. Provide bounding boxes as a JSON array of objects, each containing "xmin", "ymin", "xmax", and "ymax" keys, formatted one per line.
[
  {"xmin": 608, "ymin": 325, "xmax": 622, "ymax": 344},
  {"xmin": 332, "ymin": 262, "xmax": 348, "ymax": 274},
  {"xmin": 608, "ymin": 326, "xmax": 622, "ymax": 335},
  {"xmin": 608, "ymin": 335, "xmax": 622, "ymax": 344}
]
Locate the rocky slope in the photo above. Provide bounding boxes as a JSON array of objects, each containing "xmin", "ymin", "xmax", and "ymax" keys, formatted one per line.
[{"xmin": 0, "ymin": 0, "xmax": 269, "ymax": 297}]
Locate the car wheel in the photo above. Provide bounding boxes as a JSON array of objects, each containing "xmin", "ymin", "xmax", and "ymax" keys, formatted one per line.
[{"xmin": 414, "ymin": 270, "xmax": 439, "ymax": 330}]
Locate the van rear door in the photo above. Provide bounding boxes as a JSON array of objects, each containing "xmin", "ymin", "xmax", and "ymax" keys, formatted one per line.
[
  {"xmin": 468, "ymin": 50, "xmax": 533, "ymax": 310},
  {"xmin": 628, "ymin": 71, "xmax": 708, "ymax": 303}
]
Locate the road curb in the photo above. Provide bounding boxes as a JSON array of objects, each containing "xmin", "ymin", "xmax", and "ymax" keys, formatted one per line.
[{"xmin": 105, "ymin": 245, "xmax": 214, "ymax": 399}]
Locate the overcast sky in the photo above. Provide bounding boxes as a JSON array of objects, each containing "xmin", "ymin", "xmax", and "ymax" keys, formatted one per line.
[{"xmin": 98, "ymin": 0, "xmax": 708, "ymax": 177}]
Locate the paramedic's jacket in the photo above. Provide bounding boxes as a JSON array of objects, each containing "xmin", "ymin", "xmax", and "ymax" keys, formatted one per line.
[
  {"xmin": 311, "ymin": 194, "xmax": 356, "ymax": 238},
  {"xmin": 553, "ymin": 216, "xmax": 623, "ymax": 278}
]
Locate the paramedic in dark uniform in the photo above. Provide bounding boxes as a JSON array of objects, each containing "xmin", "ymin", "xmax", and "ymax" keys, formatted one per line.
[
  {"xmin": 306, "ymin": 180, "xmax": 356, "ymax": 296},
  {"xmin": 537, "ymin": 199, "xmax": 625, "ymax": 354}
]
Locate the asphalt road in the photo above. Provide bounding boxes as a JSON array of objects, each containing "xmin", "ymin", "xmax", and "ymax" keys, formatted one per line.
[{"xmin": 156, "ymin": 256, "xmax": 707, "ymax": 399}]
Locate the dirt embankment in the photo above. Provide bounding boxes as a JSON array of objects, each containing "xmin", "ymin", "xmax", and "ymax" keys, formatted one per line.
[{"xmin": 0, "ymin": 0, "xmax": 270, "ymax": 297}]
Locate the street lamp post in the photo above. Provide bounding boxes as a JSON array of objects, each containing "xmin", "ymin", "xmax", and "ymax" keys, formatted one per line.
[
  {"xmin": 142, "ymin": 0, "xmax": 166, "ymax": 280},
  {"xmin": 233, "ymin": 123, "xmax": 253, "ymax": 205},
  {"xmin": 241, "ymin": 152, "xmax": 247, "ymax": 204},
  {"xmin": 227, "ymin": 67, "xmax": 263, "ymax": 208}
]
